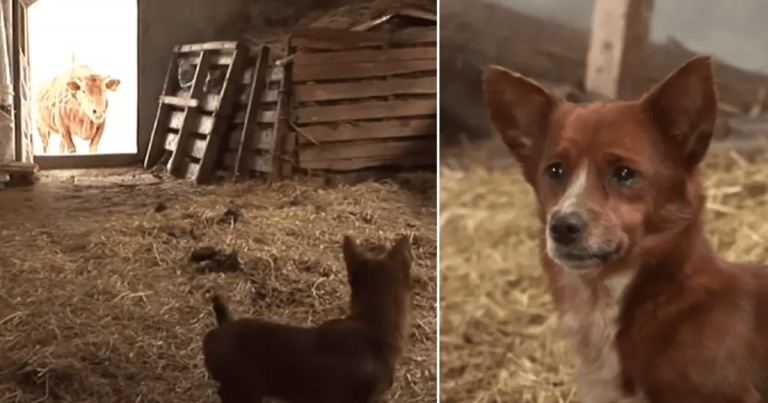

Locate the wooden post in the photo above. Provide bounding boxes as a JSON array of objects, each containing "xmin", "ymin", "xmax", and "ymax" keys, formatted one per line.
[
  {"xmin": 11, "ymin": 0, "xmax": 20, "ymax": 161},
  {"xmin": 584, "ymin": 0, "xmax": 654, "ymax": 100}
]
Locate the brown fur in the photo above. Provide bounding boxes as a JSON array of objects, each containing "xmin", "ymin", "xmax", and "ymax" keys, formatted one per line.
[
  {"xmin": 202, "ymin": 235, "xmax": 413, "ymax": 403},
  {"xmin": 36, "ymin": 65, "xmax": 120, "ymax": 154},
  {"xmin": 483, "ymin": 56, "xmax": 768, "ymax": 403}
]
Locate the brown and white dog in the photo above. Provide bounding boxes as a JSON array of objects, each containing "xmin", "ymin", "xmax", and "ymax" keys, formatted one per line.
[{"xmin": 483, "ymin": 56, "xmax": 768, "ymax": 403}]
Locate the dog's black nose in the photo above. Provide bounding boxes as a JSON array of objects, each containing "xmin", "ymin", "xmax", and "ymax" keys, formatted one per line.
[{"xmin": 549, "ymin": 212, "xmax": 586, "ymax": 246}]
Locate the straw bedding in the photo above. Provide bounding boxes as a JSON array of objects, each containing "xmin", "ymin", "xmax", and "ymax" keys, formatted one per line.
[
  {"xmin": 0, "ymin": 172, "xmax": 437, "ymax": 403},
  {"xmin": 439, "ymin": 148, "xmax": 768, "ymax": 403}
]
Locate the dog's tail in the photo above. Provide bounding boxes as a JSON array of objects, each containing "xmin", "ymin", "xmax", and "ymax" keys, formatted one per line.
[{"xmin": 211, "ymin": 293, "xmax": 232, "ymax": 325}]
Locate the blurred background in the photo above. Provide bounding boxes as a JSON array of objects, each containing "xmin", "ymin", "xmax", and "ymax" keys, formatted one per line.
[{"xmin": 440, "ymin": 0, "xmax": 768, "ymax": 166}]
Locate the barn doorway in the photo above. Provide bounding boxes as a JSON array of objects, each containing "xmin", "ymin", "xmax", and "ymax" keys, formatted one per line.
[{"xmin": 27, "ymin": 0, "xmax": 137, "ymax": 156}]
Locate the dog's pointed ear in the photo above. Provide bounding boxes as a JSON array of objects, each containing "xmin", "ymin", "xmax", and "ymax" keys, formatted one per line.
[
  {"xmin": 342, "ymin": 235, "xmax": 362, "ymax": 272},
  {"xmin": 482, "ymin": 65, "xmax": 560, "ymax": 185},
  {"xmin": 641, "ymin": 56, "xmax": 717, "ymax": 170},
  {"xmin": 387, "ymin": 235, "xmax": 413, "ymax": 271}
]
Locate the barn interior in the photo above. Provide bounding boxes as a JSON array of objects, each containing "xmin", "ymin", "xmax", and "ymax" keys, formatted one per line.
[
  {"xmin": 439, "ymin": 0, "xmax": 768, "ymax": 402},
  {"xmin": 0, "ymin": 0, "xmax": 437, "ymax": 402}
]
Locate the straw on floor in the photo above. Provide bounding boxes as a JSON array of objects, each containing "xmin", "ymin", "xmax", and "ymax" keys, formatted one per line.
[{"xmin": 0, "ymin": 172, "xmax": 437, "ymax": 403}]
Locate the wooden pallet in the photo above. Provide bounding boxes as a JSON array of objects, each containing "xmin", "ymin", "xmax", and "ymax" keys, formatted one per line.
[
  {"xmin": 143, "ymin": 41, "xmax": 248, "ymax": 184},
  {"xmin": 288, "ymin": 26, "xmax": 438, "ymax": 172},
  {"xmin": 214, "ymin": 43, "xmax": 290, "ymax": 182}
]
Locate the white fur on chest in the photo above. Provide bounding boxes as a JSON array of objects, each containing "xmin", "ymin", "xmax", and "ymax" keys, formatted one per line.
[{"xmin": 558, "ymin": 269, "xmax": 648, "ymax": 403}]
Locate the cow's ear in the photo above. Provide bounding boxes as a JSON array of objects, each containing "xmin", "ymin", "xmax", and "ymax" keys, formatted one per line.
[
  {"xmin": 105, "ymin": 79, "xmax": 120, "ymax": 91},
  {"xmin": 66, "ymin": 81, "xmax": 80, "ymax": 92}
]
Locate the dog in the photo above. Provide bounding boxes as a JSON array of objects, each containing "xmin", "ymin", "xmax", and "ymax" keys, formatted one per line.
[
  {"xmin": 482, "ymin": 56, "xmax": 768, "ymax": 403},
  {"xmin": 202, "ymin": 235, "xmax": 413, "ymax": 403}
]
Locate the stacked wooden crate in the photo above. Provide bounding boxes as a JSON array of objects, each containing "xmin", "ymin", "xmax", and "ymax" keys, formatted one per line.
[
  {"xmin": 287, "ymin": 26, "xmax": 437, "ymax": 173},
  {"xmin": 144, "ymin": 23, "xmax": 438, "ymax": 184}
]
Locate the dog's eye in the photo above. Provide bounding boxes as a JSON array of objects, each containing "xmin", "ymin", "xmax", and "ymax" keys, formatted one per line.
[
  {"xmin": 545, "ymin": 162, "xmax": 566, "ymax": 182},
  {"xmin": 611, "ymin": 165, "xmax": 638, "ymax": 185}
]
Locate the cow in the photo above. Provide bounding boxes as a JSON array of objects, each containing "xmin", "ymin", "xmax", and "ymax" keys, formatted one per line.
[{"xmin": 36, "ymin": 65, "xmax": 120, "ymax": 154}]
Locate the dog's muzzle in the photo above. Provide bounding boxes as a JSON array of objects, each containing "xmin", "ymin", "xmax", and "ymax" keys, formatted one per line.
[{"xmin": 547, "ymin": 211, "xmax": 618, "ymax": 268}]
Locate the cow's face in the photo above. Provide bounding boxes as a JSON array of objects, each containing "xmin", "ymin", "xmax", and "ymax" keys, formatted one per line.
[{"xmin": 66, "ymin": 75, "xmax": 120, "ymax": 123}]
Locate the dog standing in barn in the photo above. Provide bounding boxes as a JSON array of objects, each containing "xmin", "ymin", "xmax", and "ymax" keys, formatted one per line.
[
  {"xmin": 202, "ymin": 235, "xmax": 413, "ymax": 403},
  {"xmin": 35, "ymin": 63, "xmax": 120, "ymax": 154},
  {"xmin": 483, "ymin": 56, "xmax": 768, "ymax": 402}
]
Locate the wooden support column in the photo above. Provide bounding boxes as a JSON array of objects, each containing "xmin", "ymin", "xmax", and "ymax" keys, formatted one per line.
[
  {"xmin": 11, "ymin": 0, "xmax": 20, "ymax": 161},
  {"xmin": 584, "ymin": 0, "xmax": 654, "ymax": 100}
]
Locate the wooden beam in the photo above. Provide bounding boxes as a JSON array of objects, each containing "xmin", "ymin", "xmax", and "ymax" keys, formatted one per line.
[
  {"xmin": 11, "ymin": 0, "xmax": 20, "ymax": 161},
  {"xmin": 584, "ymin": 0, "xmax": 654, "ymax": 100}
]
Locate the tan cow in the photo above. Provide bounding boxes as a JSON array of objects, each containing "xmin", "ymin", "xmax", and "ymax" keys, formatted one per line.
[{"xmin": 36, "ymin": 65, "xmax": 120, "ymax": 154}]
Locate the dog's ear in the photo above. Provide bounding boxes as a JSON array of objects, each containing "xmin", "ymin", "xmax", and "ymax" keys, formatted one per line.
[
  {"xmin": 387, "ymin": 235, "xmax": 413, "ymax": 272},
  {"xmin": 342, "ymin": 235, "xmax": 362, "ymax": 275},
  {"xmin": 641, "ymin": 56, "xmax": 717, "ymax": 170},
  {"xmin": 482, "ymin": 65, "xmax": 560, "ymax": 185}
]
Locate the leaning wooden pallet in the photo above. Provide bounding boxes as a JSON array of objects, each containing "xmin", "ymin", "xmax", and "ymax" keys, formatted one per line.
[
  {"xmin": 143, "ymin": 41, "xmax": 247, "ymax": 184},
  {"xmin": 218, "ymin": 42, "xmax": 289, "ymax": 182}
]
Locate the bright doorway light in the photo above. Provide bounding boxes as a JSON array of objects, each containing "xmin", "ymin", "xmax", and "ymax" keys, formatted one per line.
[{"xmin": 28, "ymin": 0, "xmax": 137, "ymax": 156}]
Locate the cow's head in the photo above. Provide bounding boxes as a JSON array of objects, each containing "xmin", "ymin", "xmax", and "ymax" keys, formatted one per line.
[{"xmin": 66, "ymin": 75, "xmax": 120, "ymax": 124}]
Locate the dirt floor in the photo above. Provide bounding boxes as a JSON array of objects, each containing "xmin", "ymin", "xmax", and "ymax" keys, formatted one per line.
[
  {"xmin": 439, "ymin": 143, "xmax": 768, "ymax": 402},
  {"xmin": 0, "ymin": 169, "xmax": 437, "ymax": 403}
]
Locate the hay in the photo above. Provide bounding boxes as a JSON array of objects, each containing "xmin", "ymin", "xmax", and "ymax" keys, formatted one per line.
[
  {"xmin": 439, "ymin": 149, "xmax": 768, "ymax": 403},
  {"xmin": 0, "ymin": 172, "xmax": 436, "ymax": 403}
]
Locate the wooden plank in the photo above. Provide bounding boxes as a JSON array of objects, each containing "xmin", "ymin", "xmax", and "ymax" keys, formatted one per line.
[
  {"xmin": 291, "ymin": 77, "xmax": 436, "ymax": 103},
  {"xmin": 201, "ymin": 94, "xmax": 223, "ymax": 111},
  {"xmin": 169, "ymin": 111, "xmax": 214, "ymax": 134},
  {"xmin": 253, "ymin": 77, "xmax": 436, "ymax": 103},
  {"xmin": 293, "ymin": 60, "xmax": 435, "ymax": 82},
  {"xmin": 176, "ymin": 41, "xmax": 238, "ymax": 53},
  {"xmin": 11, "ymin": 0, "xmax": 21, "ymax": 162},
  {"xmin": 290, "ymin": 27, "xmax": 437, "ymax": 50},
  {"xmin": 299, "ymin": 136, "xmax": 436, "ymax": 162},
  {"xmin": 278, "ymin": 37, "xmax": 296, "ymax": 179},
  {"xmin": 165, "ymin": 132, "xmax": 206, "ymax": 159},
  {"xmin": 144, "ymin": 51, "xmax": 180, "ymax": 168},
  {"xmin": 295, "ymin": 100, "xmax": 436, "ymax": 124},
  {"xmin": 293, "ymin": 47, "xmax": 436, "ymax": 66},
  {"xmin": 168, "ymin": 50, "xmax": 210, "ymax": 176},
  {"xmin": 270, "ymin": 50, "xmax": 291, "ymax": 182},
  {"xmin": 223, "ymin": 150, "xmax": 273, "ymax": 173},
  {"xmin": 195, "ymin": 45, "xmax": 248, "ymax": 184},
  {"xmin": 297, "ymin": 119, "xmax": 436, "ymax": 144},
  {"xmin": 17, "ymin": 53, "xmax": 33, "ymax": 163},
  {"xmin": 299, "ymin": 152, "xmax": 437, "ymax": 171},
  {"xmin": 281, "ymin": 131, "xmax": 297, "ymax": 177},
  {"xmin": 0, "ymin": 161, "xmax": 38, "ymax": 173},
  {"xmin": 585, "ymin": 0, "xmax": 654, "ymax": 100},
  {"xmin": 181, "ymin": 160, "xmax": 201, "ymax": 182},
  {"xmin": 234, "ymin": 46, "xmax": 270, "ymax": 181},
  {"xmin": 351, "ymin": 8, "xmax": 437, "ymax": 31},
  {"xmin": 234, "ymin": 109, "xmax": 276, "ymax": 124},
  {"xmin": 197, "ymin": 66, "xmax": 282, "ymax": 109},
  {"xmin": 243, "ymin": 66, "xmax": 284, "ymax": 85},
  {"xmin": 227, "ymin": 127, "xmax": 275, "ymax": 151},
  {"xmin": 177, "ymin": 53, "xmax": 234, "ymax": 66},
  {"xmin": 160, "ymin": 95, "xmax": 199, "ymax": 108}
]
